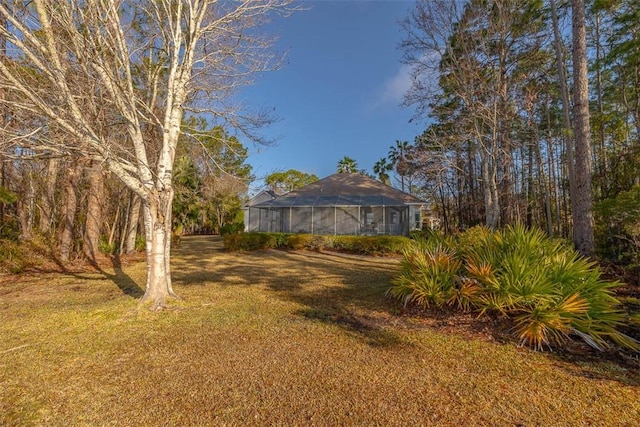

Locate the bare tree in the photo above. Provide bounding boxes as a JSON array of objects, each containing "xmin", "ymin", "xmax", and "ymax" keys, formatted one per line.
[{"xmin": 0, "ymin": 1, "xmax": 294, "ymax": 309}]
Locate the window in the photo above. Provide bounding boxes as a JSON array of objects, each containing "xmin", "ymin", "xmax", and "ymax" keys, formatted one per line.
[
  {"xmin": 365, "ymin": 212, "xmax": 374, "ymax": 225},
  {"xmin": 390, "ymin": 212, "xmax": 398, "ymax": 224}
]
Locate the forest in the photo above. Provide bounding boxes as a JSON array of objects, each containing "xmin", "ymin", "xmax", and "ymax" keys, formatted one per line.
[{"xmin": 379, "ymin": 0, "xmax": 640, "ymax": 269}]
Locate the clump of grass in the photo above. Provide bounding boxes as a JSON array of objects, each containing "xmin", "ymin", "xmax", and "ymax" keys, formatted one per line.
[{"xmin": 390, "ymin": 225, "xmax": 639, "ymax": 352}]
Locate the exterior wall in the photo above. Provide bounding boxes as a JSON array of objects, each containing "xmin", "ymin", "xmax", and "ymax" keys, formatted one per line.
[
  {"xmin": 409, "ymin": 205, "xmax": 423, "ymax": 231},
  {"xmin": 243, "ymin": 191, "xmax": 276, "ymax": 232},
  {"xmin": 247, "ymin": 205, "xmax": 414, "ymax": 236}
]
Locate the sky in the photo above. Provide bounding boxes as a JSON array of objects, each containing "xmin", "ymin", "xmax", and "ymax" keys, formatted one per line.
[{"xmin": 239, "ymin": 0, "xmax": 424, "ymax": 192}]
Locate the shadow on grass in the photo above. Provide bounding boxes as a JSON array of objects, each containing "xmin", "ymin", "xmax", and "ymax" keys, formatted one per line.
[
  {"xmin": 297, "ymin": 307, "xmax": 407, "ymax": 347},
  {"xmin": 32, "ymin": 252, "xmax": 144, "ymax": 299},
  {"xmin": 172, "ymin": 235, "xmax": 640, "ymax": 383},
  {"xmin": 107, "ymin": 255, "xmax": 144, "ymax": 298},
  {"xmin": 172, "ymin": 235, "xmax": 407, "ymax": 349}
]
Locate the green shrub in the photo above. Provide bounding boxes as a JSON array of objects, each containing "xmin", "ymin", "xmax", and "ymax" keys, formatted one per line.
[
  {"xmin": 98, "ymin": 235, "xmax": 116, "ymax": 255},
  {"xmin": 389, "ymin": 239, "xmax": 463, "ymax": 308},
  {"xmin": 224, "ymin": 233, "xmax": 409, "ymax": 255},
  {"xmin": 373, "ymin": 235, "xmax": 411, "ymax": 255},
  {"xmin": 595, "ymin": 186, "xmax": 640, "ymax": 266},
  {"xmin": 332, "ymin": 235, "xmax": 409, "ymax": 255},
  {"xmin": 0, "ymin": 217, "xmax": 20, "ymax": 240},
  {"xmin": 223, "ymin": 232, "xmax": 281, "ymax": 251},
  {"xmin": 0, "ymin": 239, "xmax": 28, "ymax": 273},
  {"xmin": 285, "ymin": 234, "xmax": 316, "ymax": 250},
  {"xmin": 220, "ymin": 222, "xmax": 244, "ymax": 236},
  {"xmin": 135, "ymin": 235, "xmax": 146, "ymax": 252},
  {"xmin": 389, "ymin": 225, "xmax": 639, "ymax": 352}
]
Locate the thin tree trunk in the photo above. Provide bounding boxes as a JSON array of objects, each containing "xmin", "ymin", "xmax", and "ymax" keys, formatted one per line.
[
  {"xmin": 545, "ymin": 94, "xmax": 562, "ymax": 236},
  {"xmin": 480, "ymin": 145, "xmax": 500, "ymax": 229},
  {"xmin": 123, "ymin": 192, "xmax": 141, "ymax": 254},
  {"xmin": 594, "ymin": 10, "xmax": 607, "ymax": 196},
  {"xmin": 0, "ymin": 11, "xmax": 5, "ymax": 229},
  {"xmin": 84, "ymin": 161, "xmax": 104, "ymax": 261},
  {"xmin": 571, "ymin": 0, "xmax": 595, "ymax": 256},
  {"xmin": 38, "ymin": 157, "xmax": 59, "ymax": 234},
  {"xmin": 550, "ymin": 0, "xmax": 575, "ymax": 235},
  {"xmin": 59, "ymin": 164, "xmax": 79, "ymax": 262},
  {"xmin": 18, "ymin": 169, "xmax": 35, "ymax": 241}
]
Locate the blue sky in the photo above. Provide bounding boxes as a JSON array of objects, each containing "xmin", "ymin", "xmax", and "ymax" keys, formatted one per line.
[{"xmin": 240, "ymin": 0, "xmax": 423, "ymax": 192}]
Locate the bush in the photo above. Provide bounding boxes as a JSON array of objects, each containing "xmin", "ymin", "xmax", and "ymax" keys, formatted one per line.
[
  {"xmin": 0, "ymin": 239, "xmax": 28, "ymax": 273},
  {"xmin": 595, "ymin": 186, "xmax": 640, "ymax": 266},
  {"xmin": 223, "ymin": 232, "xmax": 410, "ymax": 256},
  {"xmin": 0, "ymin": 237, "xmax": 49, "ymax": 274},
  {"xmin": 389, "ymin": 225, "xmax": 639, "ymax": 352},
  {"xmin": 390, "ymin": 239, "xmax": 463, "ymax": 308},
  {"xmin": 0, "ymin": 217, "xmax": 20, "ymax": 240},
  {"xmin": 135, "ymin": 235, "xmax": 146, "ymax": 252},
  {"xmin": 220, "ymin": 222, "xmax": 244, "ymax": 236},
  {"xmin": 286, "ymin": 234, "xmax": 318, "ymax": 250},
  {"xmin": 223, "ymin": 232, "xmax": 278, "ymax": 251},
  {"xmin": 98, "ymin": 235, "xmax": 116, "ymax": 255}
]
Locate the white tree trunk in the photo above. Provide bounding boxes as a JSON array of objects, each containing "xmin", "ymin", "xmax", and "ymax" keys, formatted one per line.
[{"xmin": 140, "ymin": 187, "xmax": 178, "ymax": 309}]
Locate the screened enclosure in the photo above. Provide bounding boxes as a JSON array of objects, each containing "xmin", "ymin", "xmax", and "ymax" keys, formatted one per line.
[
  {"xmin": 246, "ymin": 195, "xmax": 420, "ymax": 236},
  {"xmin": 244, "ymin": 173, "xmax": 427, "ymax": 236}
]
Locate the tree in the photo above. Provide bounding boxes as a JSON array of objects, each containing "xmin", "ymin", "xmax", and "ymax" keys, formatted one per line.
[
  {"xmin": 265, "ymin": 169, "xmax": 318, "ymax": 195},
  {"xmin": 372, "ymin": 157, "xmax": 392, "ymax": 185},
  {"xmin": 571, "ymin": 0, "xmax": 595, "ymax": 255},
  {"xmin": 337, "ymin": 156, "xmax": 358, "ymax": 174},
  {"xmin": 388, "ymin": 140, "xmax": 411, "ymax": 192},
  {"xmin": 172, "ymin": 119, "xmax": 254, "ymax": 235},
  {"xmin": 401, "ymin": 0, "xmax": 548, "ymax": 228},
  {"xmin": 0, "ymin": 1, "xmax": 294, "ymax": 309}
]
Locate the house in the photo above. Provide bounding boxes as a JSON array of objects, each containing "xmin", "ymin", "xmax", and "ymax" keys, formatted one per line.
[
  {"xmin": 244, "ymin": 173, "xmax": 426, "ymax": 236},
  {"xmin": 243, "ymin": 190, "xmax": 277, "ymax": 232}
]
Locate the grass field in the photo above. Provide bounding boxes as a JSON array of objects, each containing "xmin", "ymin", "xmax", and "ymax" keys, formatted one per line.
[{"xmin": 1, "ymin": 236, "xmax": 639, "ymax": 426}]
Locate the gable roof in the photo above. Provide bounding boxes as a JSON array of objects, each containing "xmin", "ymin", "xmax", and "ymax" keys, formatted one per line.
[
  {"xmin": 245, "ymin": 190, "xmax": 277, "ymax": 207},
  {"xmin": 252, "ymin": 173, "xmax": 425, "ymax": 208}
]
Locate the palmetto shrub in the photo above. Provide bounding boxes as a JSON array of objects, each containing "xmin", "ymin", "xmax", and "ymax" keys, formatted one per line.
[
  {"xmin": 389, "ymin": 235, "xmax": 477, "ymax": 310},
  {"xmin": 389, "ymin": 225, "xmax": 638, "ymax": 352}
]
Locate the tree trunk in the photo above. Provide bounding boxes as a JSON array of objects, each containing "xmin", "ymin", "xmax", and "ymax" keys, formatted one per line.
[
  {"xmin": 84, "ymin": 161, "xmax": 104, "ymax": 261},
  {"xmin": 139, "ymin": 186, "xmax": 177, "ymax": 310},
  {"xmin": 480, "ymin": 145, "xmax": 500, "ymax": 229},
  {"xmin": 572, "ymin": 0, "xmax": 595, "ymax": 256},
  {"xmin": 550, "ymin": 0, "xmax": 575, "ymax": 236},
  {"xmin": 59, "ymin": 164, "xmax": 79, "ymax": 262},
  {"xmin": 38, "ymin": 157, "xmax": 59, "ymax": 234},
  {"xmin": 18, "ymin": 169, "xmax": 35, "ymax": 241},
  {"xmin": 123, "ymin": 192, "xmax": 141, "ymax": 254}
]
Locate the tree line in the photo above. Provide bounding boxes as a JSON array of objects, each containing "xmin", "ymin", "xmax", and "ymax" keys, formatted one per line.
[{"xmin": 386, "ymin": 0, "xmax": 639, "ymax": 262}]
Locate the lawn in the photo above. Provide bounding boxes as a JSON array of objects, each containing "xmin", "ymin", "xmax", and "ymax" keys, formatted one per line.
[{"xmin": 1, "ymin": 236, "xmax": 639, "ymax": 426}]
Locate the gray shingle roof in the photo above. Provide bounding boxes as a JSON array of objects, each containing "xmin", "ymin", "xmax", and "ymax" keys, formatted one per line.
[{"xmin": 253, "ymin": 173, "xmax": 425, "ymax": 208}]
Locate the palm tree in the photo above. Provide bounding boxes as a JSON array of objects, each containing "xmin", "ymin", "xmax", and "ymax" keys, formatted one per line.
[
  {"xmin": 337, "ymin": 156, "xmax": 358, "ymax": 174},
  {"xmin": 373, "ymin": 157, "xmax": 392, "ymax": 185},
  {"xmin": 388, "ymin": 140, "xmax": 410, "ymax": 192}
]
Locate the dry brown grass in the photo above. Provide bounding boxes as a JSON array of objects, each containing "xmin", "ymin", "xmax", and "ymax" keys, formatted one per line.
[{"xmin": 1, "ymin": 235, "xmax": 639, "ymax": 426}]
